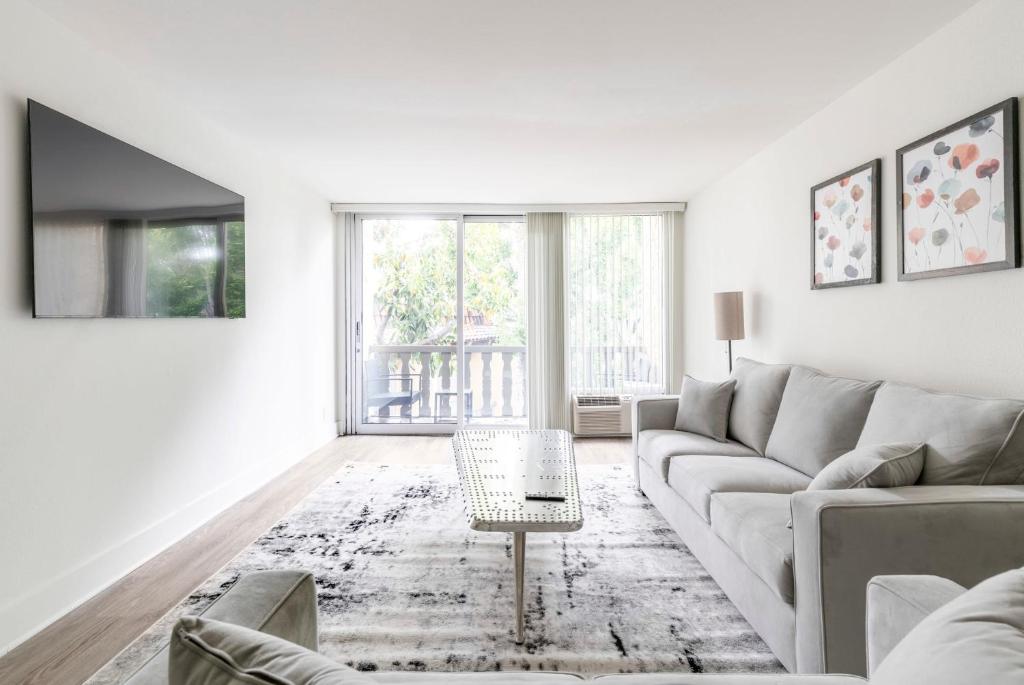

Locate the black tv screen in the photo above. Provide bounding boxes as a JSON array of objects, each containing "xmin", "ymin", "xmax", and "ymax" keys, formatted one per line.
[{"xmin": 28, "ymin": 100, "xmax": 245, "ymax": 318}]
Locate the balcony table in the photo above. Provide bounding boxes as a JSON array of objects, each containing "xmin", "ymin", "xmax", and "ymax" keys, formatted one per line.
[{"xmin": 433, "ymin": 390, "xmax": 474, "ymax": 423}]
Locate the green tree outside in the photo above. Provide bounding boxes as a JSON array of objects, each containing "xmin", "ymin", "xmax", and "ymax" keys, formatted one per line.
[{"xmin": 365, "ymin": 219, "xmax": 525, "ymax": 347}]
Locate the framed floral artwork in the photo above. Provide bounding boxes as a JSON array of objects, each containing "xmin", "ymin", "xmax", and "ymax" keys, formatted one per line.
[
  {"xmin": 811, "ymin": 159, "xmax": 881, "ymax": 289},
  {"xmin": 896, "ymin": 98, "xmax": 1020, "ymax": 280}
]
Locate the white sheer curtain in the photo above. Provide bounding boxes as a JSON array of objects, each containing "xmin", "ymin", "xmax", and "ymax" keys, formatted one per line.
[
  {"xmin": 526, "ymin": 212, "xmax": 568, "ymax": 429},
  {"xmin": 565, "ymin": 213, "xmax": 667, "ymax": 396},
  {"xmin": 104, "ymin": 220, "xmax": 149, "ymax": 316},
  {"xmin": 33, "ymin": 217, "xmax": 108, "ymax": 316}
]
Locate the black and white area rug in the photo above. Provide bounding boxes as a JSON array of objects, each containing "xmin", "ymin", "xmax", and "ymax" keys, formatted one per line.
[{"xmin": 88, "ymin": 463, "xmax": 783, "ymax": 681}]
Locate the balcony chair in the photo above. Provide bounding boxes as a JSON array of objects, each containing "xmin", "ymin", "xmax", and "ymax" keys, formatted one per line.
[{"xmin": 363, "ymin": 357, "xmax": 421, "ymax": 422}]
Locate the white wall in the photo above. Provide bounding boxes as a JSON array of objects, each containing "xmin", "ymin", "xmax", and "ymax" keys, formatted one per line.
[
  {"xmin": 682, "ymin": 0, "xmax": 1024, "ymax": 397},
  {"xmin": 0, "ymin": 1, "xmax": 337, "ymax": 654}
]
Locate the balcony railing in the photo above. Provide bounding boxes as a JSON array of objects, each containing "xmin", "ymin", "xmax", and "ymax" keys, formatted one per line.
[
  {"xmin": 364, "ymin": 345, "xmax": 527, "ymax": 424},
  {"xmin": 363, "ymin": 343, "xmax": 664, "ymax": 425}
]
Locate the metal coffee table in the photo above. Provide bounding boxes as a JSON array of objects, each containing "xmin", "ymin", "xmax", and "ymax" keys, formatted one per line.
[{"xmin": 452, "ymin": 429, "xmax": 583, "ymax": 643}]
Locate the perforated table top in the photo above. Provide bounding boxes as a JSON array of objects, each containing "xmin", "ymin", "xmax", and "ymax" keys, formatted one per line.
[{"xmin": 452, "ymin": 429, "xmax": 584, "ymax": 533}]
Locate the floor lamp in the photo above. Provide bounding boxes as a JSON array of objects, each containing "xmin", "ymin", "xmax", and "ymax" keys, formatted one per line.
[{"xmin": 714, "ymin": 291, "xmax": 745, "ymax": 374}]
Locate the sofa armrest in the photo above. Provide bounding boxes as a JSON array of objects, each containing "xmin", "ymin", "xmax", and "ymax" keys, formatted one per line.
[
  {"xmin": 631, "ymin": 396, "xmax": 678, "ymax": 486},
  {"xmin": 792, "ymin": 484, "xmax": 1024, "ymax": 676},
  {"xmin": 633, "ymin": 395, "xmax": 679, "ymax": 433},
  {"xmin": 125, "ymin": 570, "xmax": 318, "ymax": 685},
  {"xmin": 865, "ymin": 575, "xmax": 965, "ymax": 675}
]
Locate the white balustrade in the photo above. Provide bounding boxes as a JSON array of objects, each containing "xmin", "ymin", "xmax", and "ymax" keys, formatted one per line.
[
  {"xmin": 365, "ymin": 345, "xmax": 527, "ymax": 423},
  {"xmin": 365, "ymin": 344, "xmax": 652, "ymax": 423},
  {"xmin": 480, "ymin": 351, "xmax": 493, "ymax": 417},
  {"xmin": 501, "ymin": 351, "xmax": 514, "ymax": 417}
]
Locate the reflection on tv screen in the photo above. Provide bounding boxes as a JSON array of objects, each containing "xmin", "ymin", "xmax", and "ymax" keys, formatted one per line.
[{"xmin": 29, "ymin": 100, "xmax": 246, "ymax": 318}]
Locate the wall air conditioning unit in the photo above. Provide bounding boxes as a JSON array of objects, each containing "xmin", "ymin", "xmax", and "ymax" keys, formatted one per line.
[{"xmin": 572, "ymin": 394, "xmax": 632, "ymax": 437}]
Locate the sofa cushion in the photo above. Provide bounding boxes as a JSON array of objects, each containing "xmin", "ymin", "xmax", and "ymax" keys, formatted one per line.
[
  {"xmin": 638, "ymin": 430, "xmax": 759, "ymax": 480},
  {"xmin": 808, "ymin": 443, "xmax": 925, "ymax": 491},
  {"xmin": 674, "ymin": 375, "xmax": 736, "ymax": 441},
  {"xmin": 765, "ymin": 367, "xmax": 881, "ymax": 477},
  {"xmin": 667, "ymin": 455, "xmax": 811, "ymax": 523},
  {"xmin": 169, "ymin": 616, "xmax": 373, "ymax": 684},
  {"xmin": 710, "ymin": 493, "xmax": 795, "ymax": 604},
  {"xmin": 857, "ymin": 382, "xmax": 1024, "ymax": 485},
  {"xmin": 871, "ymin": 566, "xmax": 1024, "ymax": 685},
  {"xmin": 728, "ymin": 358, "xmax": 793, "ymax": 455}
]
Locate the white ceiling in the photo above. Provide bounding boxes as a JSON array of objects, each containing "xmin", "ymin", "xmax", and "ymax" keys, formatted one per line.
[{"xmin": 34, "ymin": 0, "xmax": 977, "ymax": 203}]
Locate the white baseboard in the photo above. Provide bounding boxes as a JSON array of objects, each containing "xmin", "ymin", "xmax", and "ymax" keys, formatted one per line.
[{"xmin": 0, "ymin": 427, "xmax": 337, "ymax": 657}]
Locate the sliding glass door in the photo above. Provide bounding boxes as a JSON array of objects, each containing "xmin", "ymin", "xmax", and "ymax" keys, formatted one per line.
[{"xmin": 354, "ymin": 215, "xmax": 527, "ymax": 433}]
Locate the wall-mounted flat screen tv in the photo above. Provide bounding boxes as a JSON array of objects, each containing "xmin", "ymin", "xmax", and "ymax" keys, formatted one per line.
[{"xmin": 28, "ymin": 100, "xmax": 245, "ymax": 318}]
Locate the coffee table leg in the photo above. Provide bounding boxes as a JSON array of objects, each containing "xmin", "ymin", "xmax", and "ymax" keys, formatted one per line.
[{"xmin": 513, "ymin": 531, "xmax": 525, "ymax": 643}]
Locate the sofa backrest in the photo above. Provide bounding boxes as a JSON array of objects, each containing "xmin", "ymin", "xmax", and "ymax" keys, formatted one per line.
[
  {"xmin": 858, "ymin": 382, "xmax": 1024, "ymax": 485},
  {"xmin": 871, "ymin": 566, "xmax": 1024, "ymax": 685},
  {"xmin": 727, "ymin": 357, "xmax": 792, "ymax": 455},
  {"xmin": 764, "ymin": 366, "xmax": 881, "ymax": 477}
]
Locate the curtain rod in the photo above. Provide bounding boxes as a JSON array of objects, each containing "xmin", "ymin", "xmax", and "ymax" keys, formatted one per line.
[{"xmin": 330, "ymin": 202, "xmax": 687, "ymax": 214}]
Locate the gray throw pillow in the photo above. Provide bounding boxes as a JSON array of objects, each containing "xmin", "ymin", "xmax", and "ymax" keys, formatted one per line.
[
  {"xmin": 170, "ymin": 616, "xmax": 373, "ymax": 685},
  {"xmin": 675, "ymin": 375, "xmax": 736, "ymax": 442},
  {"xmin": 808, "ymin": 442, "xmax": 926, "ymax": 491},
  {"xmin": 728, "ymin": 358, "xmax": 792, "ymax": 455},
  {"xmin": 788, "ymin": 443, "xmax": 925, "ymax": 528}
]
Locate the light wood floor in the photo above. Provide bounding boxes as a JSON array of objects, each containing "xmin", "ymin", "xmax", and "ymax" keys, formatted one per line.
[{"xmin": 0, "ymin": 434, "xmax": 630, "ymax": 685}]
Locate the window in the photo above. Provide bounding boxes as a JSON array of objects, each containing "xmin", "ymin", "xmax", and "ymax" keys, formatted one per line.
[{"xmin": 566, "ymin": 214, "xmax": 666, "ymax": 396}]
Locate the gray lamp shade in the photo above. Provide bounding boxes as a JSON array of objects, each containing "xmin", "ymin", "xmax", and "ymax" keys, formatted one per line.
[{"xmin": 714, "ymin": 291, "xmax": 745, "ymax": 341}]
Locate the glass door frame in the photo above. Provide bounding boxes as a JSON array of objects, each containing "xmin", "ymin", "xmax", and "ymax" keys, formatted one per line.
[
  {"xmin": 349, "ymin": 212, "xmax": 528, "ymax": 434},
  {"xmin": 352, "ymin": 213, "xmax": 464, "ymax": 434}
]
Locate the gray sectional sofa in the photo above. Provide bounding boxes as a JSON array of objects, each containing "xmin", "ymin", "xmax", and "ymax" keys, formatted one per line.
[
  {"xmin": 632, "ymin": 358, "xmax": 1024, "ymax": 675},
  {"xmin": 130, "ymin": 566, "xmax": 1024, "ymax": 683}
]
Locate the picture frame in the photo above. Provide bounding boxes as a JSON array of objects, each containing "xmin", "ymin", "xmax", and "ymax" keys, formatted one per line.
[
  {"xmin": 810, "ymin": 158, "xmax": 881, "ymax": 290},
  {"xmin": 896, "ymin": 98, "xmax": 1020, "ymax": 281}
]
